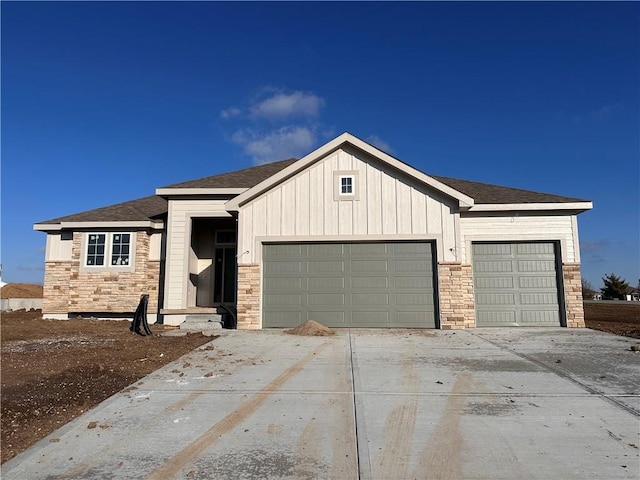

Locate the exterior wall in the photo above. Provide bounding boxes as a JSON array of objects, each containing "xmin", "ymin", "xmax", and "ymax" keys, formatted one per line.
[
  {"xmin": 236, "ymin": 264, "xmax": 261, "ymax": 330},
  {"xmin": 163, "ymin": 199, "xmax": 232, "ymax": 310},
  {"xmin": 438, "ymin": 263, "xmax": 475, "ymax": 329},
  {"xmin": 237, "ymin": 147, "xmax": 459, "ymax": 264},
  {"xmin": 42, "ymin": 230, "xmax": 162, "ymax": 319},
  {"xmin": 562, "ymin": 263, "xmax": 586, "ymax": 328},
  {"xmin": 43, "ymin": 261, "xmax": 72, "ymax": 313},
  {"xmin": 459, "ymin": 213, "xmax": 577, "ymax": 263}
]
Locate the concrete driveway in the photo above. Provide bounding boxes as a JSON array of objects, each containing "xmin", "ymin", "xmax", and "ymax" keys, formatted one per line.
[{"xmin": 3, "ymin": 328, "xmax": 639, "ymax": 479}]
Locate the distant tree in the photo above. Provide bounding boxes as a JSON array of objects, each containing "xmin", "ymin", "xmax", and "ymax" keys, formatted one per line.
[
  {"xmin": 581, "ymin": 279, "xmax": 597, "ymax": 300},
  {"xmin": 600, "ymin": 273, "xmax": 631, "ymax": 300}
]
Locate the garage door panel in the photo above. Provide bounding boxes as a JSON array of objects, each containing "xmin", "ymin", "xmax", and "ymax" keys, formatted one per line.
[
  {"xmin": 265, "ymin": 277, "xmax": 302, "ymax": 290},
  {"xmin": 351, "ymin": 260, "xmax": 388, "ymax": 272},
  {"xmin": 519, "ymin": 276, "xmax": 556, "ymax": 289},
  {"xmin": 352, "ymin": 276, "xmax": 389, "ymax": 289},
  {"xmin": 263, "ymin": 241, "xmax": 436, "ymax": 328},
  {"xmin": 308, "ymin": 311, "xmax": 346, "ymax": 324},
  {"xmin": 521, "ymin": 310, "xmax": 559, "ymax": 325},
  {"xmin": 352, "ymin": 311, "xmax": 389, "ymax": 324},
  {"xmin": 475, "ymin": 260, "xmax": 514, "ymax": 273},
  {"xmin": 308, "ymin": 277, "xmax": 345, "ymax": 289},
  {"xmin": 395, "ymin": 276, "xmax": 432, "ymax": 289},
  {"xmin": 396, "ymin": 260, "xmax": 430, "ymax": 272},
  {"xmin": 473, "ymin": 242, "xmax": 561, "ymax": 327},
  {"xmin": 476, "ymin": 293, "xmax": 515, "ymax": 305},
  {"xmin": 264, "ymin": 312, "xmax": 302, "ymax": 327}
]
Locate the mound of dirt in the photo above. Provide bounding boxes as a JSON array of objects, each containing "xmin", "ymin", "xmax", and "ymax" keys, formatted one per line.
[
  {"xmin": 285, "ymin": 320, "xmax": 335, "ymax": 336},
  {"xmin": 0, "ymin": 283, "xmax": 43, "ymax": 299}
]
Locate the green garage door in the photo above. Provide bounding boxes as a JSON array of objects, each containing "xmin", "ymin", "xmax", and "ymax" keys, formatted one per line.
[
  {"xmin": 473, "ymin": 242, "xmax": 562, "ymax": 327},
  {"xmin": 263, "ymin": 242, "xmax": 436, "ymax": 328}
]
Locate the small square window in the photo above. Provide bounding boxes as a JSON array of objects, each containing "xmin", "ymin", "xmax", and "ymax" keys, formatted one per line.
[{"xmin": 340, "ymin": 175, "xmax": 354, "ymax": 195}]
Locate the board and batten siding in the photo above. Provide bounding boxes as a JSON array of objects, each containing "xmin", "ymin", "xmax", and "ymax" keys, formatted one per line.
[
  {"xmin": 163, "ymin": 199, "xmax": 232, "ymax": 309},
  {"xmin": 459, "ymin": 214, "xmax": 579, "ymax": 264},
  {"xmin": 237, "ymin": 148, "xmax": 459, "ymax": 263}
]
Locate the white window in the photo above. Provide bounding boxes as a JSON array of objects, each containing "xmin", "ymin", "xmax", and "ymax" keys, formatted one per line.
[
  {"xmin": 334, "ymin": 170, "xmax": 359, "ymax": 201},
  {"xmin": 85, "ymin": 233, "xmax": 134, "ymax": 269},
  {"xmin": 110, "ymin": 234, "xmax": 131, "ymax": 266}
]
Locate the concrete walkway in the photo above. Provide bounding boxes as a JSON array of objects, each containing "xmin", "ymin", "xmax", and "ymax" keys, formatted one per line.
[{"xmin": 2, "ymin": 328, "xmax": 639, "ymax": 479}]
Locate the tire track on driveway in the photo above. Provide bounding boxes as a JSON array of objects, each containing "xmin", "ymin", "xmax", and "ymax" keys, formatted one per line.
[
  {"xmin": 466, "ymin": 330, "xmax": 640, "ymax": 417},
  {"xmin": 145, "ymin": 340, "xmax": 331, "ymax": 479}
]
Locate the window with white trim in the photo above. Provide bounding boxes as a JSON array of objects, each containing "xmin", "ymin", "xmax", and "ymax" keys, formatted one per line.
[
  {"xmin": 110, "ymin": 233, "xmax": 131, "ymax": 266},
  {"xmin": 86, "ymin": 234, "xmax": 106, "ymax": 266},
  {"xmin": 334, "ymin": 170, "xmax": 359, "ymax": 201},
  {"xmin": 85, "ymin": 233, "xmax": 134, "ymax": 268}
]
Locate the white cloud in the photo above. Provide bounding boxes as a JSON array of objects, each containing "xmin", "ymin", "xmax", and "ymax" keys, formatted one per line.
[
  {"xmin": 251, "ymin": 91, "xmax": 324, "ymax": 121},
  {"xmin": 366, "ymin": 135, "xmax": 393, "ymax": 154},
  {"xmin": 220, "ymin": 107, "xmax": 242, "ymax": 119},
  {"xmin": 232, "ymin": 126, "xmax": 317, "ymax": 165}
]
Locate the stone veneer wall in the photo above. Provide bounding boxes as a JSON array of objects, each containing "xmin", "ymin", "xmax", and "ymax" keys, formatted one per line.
[
  {"xmin": 438, "ymin": 262, "xmax": 476, "ymax": 329},
  {"xmin": 562, "ymin": 263, "xmax": 585, "ymax": 328},
  {"xmin": 42, "ymin": 262, "xmax": 72, "ymax": 313},
  {"xmin": 236, "ymin": 264, "xmax": 261, "ymax": 330},
  {"xmin": 43, "ymin": 231, "xmax": 161, "ymax": 316}
]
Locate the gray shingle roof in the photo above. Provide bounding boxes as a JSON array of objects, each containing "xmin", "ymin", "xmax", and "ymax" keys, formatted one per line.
[
  {"xmin": 37, "ymin": 158, "xmax": 589, "ymax": 225},
  {"xmin": 38, "ymin": 195, "xmax": 168, "ymax": 225},
  {"xmin": 431, "ymin": 175, "xmax": 590, "ymax": 204},
  {"xmin": 161, "ymin": 159, "xmax": 297, "ymax": 189}
]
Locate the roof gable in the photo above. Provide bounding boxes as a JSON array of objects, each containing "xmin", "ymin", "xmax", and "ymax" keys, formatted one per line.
[{"xmin": 226, "ymin": 132, "xmax": 476, "ymax": 211}]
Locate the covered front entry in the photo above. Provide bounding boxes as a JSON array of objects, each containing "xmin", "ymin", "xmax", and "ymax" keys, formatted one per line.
[
  {"xmin": 262, "ymin": 241, "xmax": 437, "ymax": 328},
  {"xmin": 472, "ymin": 242, "xmax": 563, "ymax": 327}
]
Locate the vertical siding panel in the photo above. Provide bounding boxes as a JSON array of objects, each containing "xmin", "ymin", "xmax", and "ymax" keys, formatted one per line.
[
  {"xmin": 353, "ymin": 157, "xmax": 368, "ymax": 235},
  {"xmin": 309, "ymin": 164, "xmax": 324, "ymax": 235},
  {"xmin": 338, "ymin": 148, "xmax": 352, "ymax": 169},
  {"xmin": 267, "ymin": 187, "xmax": 282, "ymax": 236},
  {"xmin": 381, "ymin": 171, "xmax": 397, "ymax": 234},
  {"xmin": 396, "ymin": 180, "xmax": 412, "ymax": 234},
  {"xmin": 280, "ymin": 180, "xmax": 296, "ymax": 235},
  {"xmin": 253, "ymin": 197, "xmax": 267, "ymax": 239},
  {"xmin": 296, "ymin": 172, "xmax": 310, "ymax": 235},
  {"xmin": 411, "ymin": 187, "xmax": 427, "ymax": 234},
  {"xmin": 441, "ymin": 203, "xmax": 455, "ymax": 260},
  {"xmin": 366, "ymin": 163, "xmax": 382, "ymax": 234},
  {"xmin": 426, "ymin": 195, "xmax": 442, "ymax": 234},
  {"xmin": 338, "ymin": 199, "xmax": 353, "ymax": 235},
  {"xmin": 324, "ymin": 155, "xmax": 339, "ymax": 235}
]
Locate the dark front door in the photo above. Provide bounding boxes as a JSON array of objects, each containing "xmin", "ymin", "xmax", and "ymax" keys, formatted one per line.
[{"xmin": 214, "ymin": 247, "xmax": 236, "ymax": 304}]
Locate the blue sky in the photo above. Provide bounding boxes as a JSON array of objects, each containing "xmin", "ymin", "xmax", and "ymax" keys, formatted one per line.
[{"xmin": 2, "ymin": 1, "xmax": 638, "ymax": 289}]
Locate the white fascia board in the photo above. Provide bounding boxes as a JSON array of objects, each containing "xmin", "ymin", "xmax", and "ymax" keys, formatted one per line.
[
  {"xmin": 467, "ymin": 202, "xmax": 593, "ymax": 212},
  {"xmin": 34, "ymin": 221, "xmax": 165, "ymax": 232},
  {"xmin": 226, "ymin": 132, "xmax": 475, "ymax": 211},
  {"xmin": 155, "ymin": 188, "xmax": 248, "ymax": 196}
]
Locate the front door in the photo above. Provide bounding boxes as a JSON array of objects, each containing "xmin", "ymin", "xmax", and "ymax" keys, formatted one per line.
[{"xmin": 214, "ymin": 246, "xmax": 236, "ymax": 304}]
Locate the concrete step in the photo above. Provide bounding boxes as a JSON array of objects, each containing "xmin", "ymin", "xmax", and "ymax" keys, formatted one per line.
[
  {"xmin": 180, "ymin": 321, "xmax": 223, "ymax": 331},
  {"xmin": 183, "ymin": 314, "xmax": 223, "ymax": 323}
]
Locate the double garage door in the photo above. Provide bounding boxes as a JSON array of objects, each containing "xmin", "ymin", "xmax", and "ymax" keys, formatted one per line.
[
  {"xmin": 473, "ymin": 242, "xmax": 562, "ymax": 327},
  {"xmin": 263, "ymin": 242, "xmax": 436, "ymax": 328}
]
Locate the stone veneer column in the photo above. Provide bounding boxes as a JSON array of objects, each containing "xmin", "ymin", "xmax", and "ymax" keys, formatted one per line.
[
  {"xmin": 438, "ymin": 262, "xmax": 475, "ymax": 329},
  {"xmin": 562, "ymin": 263, "xmax": 585, "ymax": 328},
  {"xmin": 42, "ymin": 262, "xmax": 72, "ymax": 314},
  {"xmin": 236, "ymin": 264, "xmax": 261, "ymax": 330}
]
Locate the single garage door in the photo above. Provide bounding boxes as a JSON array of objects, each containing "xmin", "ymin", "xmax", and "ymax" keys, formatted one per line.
[
  {"xmin": 263, "ymin": 242, "xmax": 436, "ymax": 328},
  {"xmin": 473, "ymin": 242, "xmax": 562, "ymax": 327}
]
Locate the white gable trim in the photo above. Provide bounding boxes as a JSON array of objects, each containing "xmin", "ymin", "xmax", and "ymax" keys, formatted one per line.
[
  {"xmin": 34, "ymin": 220, "xmax": 165, "ymax": 232},
  {"xmin": 225, "ymin": 132, "xmax": 475, "ymax": 211},
  {"xmin": 156, "ymin": 188, "xmax": 248, "ymax": 196},
  {"xmin": 468, "ymin": 202, "xmax": 593, "ymax": 212}
]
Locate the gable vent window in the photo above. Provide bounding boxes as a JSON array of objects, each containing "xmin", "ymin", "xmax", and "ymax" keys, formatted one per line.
[
  {"xmin": 340, "ymin": 176, "xmax": 354, "ymax": 195},
  {"xmin": 334, "ymin": 170, "xmax": 359, "ymax": 201}
]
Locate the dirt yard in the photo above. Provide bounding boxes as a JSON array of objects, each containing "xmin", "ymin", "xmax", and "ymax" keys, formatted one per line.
[
  {"xmin": 1, "ymin": 301, "xmax": 639, "ymax": 464},
  {"xmin": 1, "ymin": 310, "xmax": 214, "ymax": 464}
]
